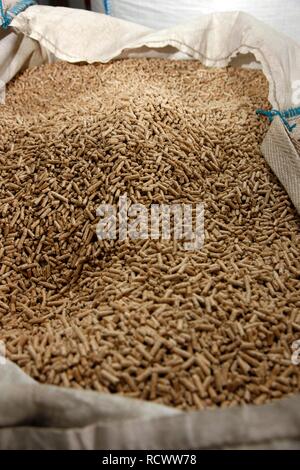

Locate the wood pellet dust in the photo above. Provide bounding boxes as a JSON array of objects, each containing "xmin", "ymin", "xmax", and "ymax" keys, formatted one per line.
[{"xmin": 0, "ymin": 59, "xmax": 300, "ymax": 410}]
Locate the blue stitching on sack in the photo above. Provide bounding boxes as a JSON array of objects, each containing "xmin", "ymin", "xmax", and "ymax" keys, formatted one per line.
[
  {"xmin": 103, "ymin": 0, "xmax": 111, "ymax": 15},
  {"xmin": 1, "ymin": 0, "xmax": 36, "ymax": 29},
  {"xmin": 256, "ymin": 107, "xmax": 300, "ymax": 132},
  {"xmin": 0, "ymin": 1, "xmax": 9, "ymax": 28}
]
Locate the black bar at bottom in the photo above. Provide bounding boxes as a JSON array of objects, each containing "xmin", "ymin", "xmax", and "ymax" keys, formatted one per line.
[{"xmin": 0, "ymin": 450, "xmax": 299, "ymax": 467}]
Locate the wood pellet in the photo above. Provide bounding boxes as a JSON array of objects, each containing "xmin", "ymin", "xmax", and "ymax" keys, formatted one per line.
[{"xmin": 0, "ymin": 58, "xmax": 300, "ymax": 410}]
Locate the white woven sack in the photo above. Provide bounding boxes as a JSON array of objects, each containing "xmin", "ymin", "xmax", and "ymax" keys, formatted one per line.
[{"xmin": 91, "ymin": 0, "xmax": 300, "ymax": 45}]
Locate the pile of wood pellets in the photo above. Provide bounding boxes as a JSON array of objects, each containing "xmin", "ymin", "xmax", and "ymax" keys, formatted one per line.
[{"xmin": 0, "ymin": 59, "xmax": 300, "ymax": 410}]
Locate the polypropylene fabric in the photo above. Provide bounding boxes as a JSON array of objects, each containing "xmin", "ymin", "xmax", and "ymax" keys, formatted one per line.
[
  {"xmin": 262, "ymin": 116, "xmax": 300, "ymax": 214},
  {"xmin": 91, "ymin": 0, "xmax": 300, "ymax": 45}
]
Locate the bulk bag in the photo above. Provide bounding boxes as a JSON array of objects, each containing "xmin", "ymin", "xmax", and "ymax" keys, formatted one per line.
[{"xmin": 0, "ymin": 5, "xmax": 300, "ymax": 449}]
